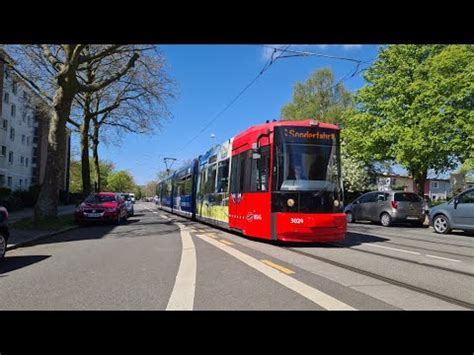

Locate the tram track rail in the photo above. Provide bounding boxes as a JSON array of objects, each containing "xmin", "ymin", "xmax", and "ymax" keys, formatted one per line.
[
  {"xmin": 347, "ymin": 229, "xmax": 474, "ymax": 250},
  {"xmin": 286, "ymin": 247, "xmax": 474, "ymax": 309}
]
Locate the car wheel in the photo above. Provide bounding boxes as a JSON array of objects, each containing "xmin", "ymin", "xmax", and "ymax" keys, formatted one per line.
[
  {"xmin": 433, "ymin": 214, "xmax": 451, "ymax": 234},
  {"xmin": 0, "ymin": 233, "xmax": 6, "ymax": 259},
  {"xmin": 346, "ymin": 212, "xmax": 355, "ymax": 223},
  {"xmin": 380, "ymin": 213, "xmax": 392, "ymax": 227}
]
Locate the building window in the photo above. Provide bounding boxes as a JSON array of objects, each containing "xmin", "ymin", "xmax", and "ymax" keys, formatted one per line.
[
  {"xmin": 27, "ymin": 136, "xmax": 30, "ymax": 145},
  {"xmin": 7, "ymin": 177, "xmax": 12, "ymax": 187},
  {"xmin": 10, "ymin": 127, "xmax": 15, "ymax": 140},
  {"xmin": 4, "ymin": 67, "xmax": 9, "ymax": 79},
  {"xmin": 8, "ymin": 151, "xmax": 13, "ymax": 164},
  {"xmin": 23, "ymin": 91, "xmax": 28, "ymax": 101},
  {"xmin": 432, "ymin": 181, "xmax": 439, "ymax": 189},
  {"xmin": 0, "ymin": 175, "xmax": 5, "ymax": 186},
  {"xmin": 2, "ymin": 119, "xmax": 7, "ymax": 130},
  {"xmin": 19, "ymin": 179, "xmax": 23, "ymax": 187},
  {"xmin": 25, "ymin": 158, "xmax": 29, "ymax": 167},
  {"xmin": 11, "ymin": 104, "xmax": 16, "ymax": 117},
  {"xmin": 20, "ymin": 156, "xmax": 24, "ymax": 165},
  {"xmin": 1, "ymin": 146, "xmax": 6, "ymax": 156},
  {"xmin": 3, "ymin": 92, "xmax": 9, "ymax": 103},
  {"xmin": 22, "ymin": 134, "xmax": 26, "ymax": 144},
  {"xmin": 12, "ymin": 81, "xmax": 17, "ymax": 95}
]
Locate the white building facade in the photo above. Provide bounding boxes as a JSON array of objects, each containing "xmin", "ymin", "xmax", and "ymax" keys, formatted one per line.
[
  {"xmin": 0, "ymin": 60, "xmax": 39, "ymax": 191},
  {"xmin": 0, "ymin": 49, "xmax": 70, "ymax": 193}
]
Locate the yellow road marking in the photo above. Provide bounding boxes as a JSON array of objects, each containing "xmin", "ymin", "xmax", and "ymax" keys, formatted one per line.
[
  {"xmin": 260, "ymin": 259, "xmax": 295, "ymax": 275},
  {"xmin": 219, "ymin": 239, "xmax": 234, "ymax": 246}
]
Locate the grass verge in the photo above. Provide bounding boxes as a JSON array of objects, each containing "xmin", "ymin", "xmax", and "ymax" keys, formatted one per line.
[{"xmin": 11, "ymin": 213, "xmax": 75, "ymax": 231}]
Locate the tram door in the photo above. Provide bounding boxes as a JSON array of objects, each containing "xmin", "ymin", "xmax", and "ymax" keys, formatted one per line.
[{"xmin": 229, "ymin": 152, "xmax": 247, "ymax": 232}]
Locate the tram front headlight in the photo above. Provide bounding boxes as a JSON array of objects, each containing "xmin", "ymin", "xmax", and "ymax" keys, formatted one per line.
[
  {"xmin": 287, "ymin": 198, "xmax": 295, "ymax": 207},
  {"xmin": 334, "ymin": 200, "xmax": 340, "ymax": 207}
]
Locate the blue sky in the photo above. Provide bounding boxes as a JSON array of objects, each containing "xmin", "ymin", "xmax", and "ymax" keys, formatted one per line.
[{"xmin": 74, "ymin": 45, "xmax": 382, "ymax": 185}]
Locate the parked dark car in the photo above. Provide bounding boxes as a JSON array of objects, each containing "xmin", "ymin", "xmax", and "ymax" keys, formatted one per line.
[
  {"xmin": 75, "ymin": 192, "xmax": 128, "ymax": 225},
  {"xmin": 0, "ymin": 206, "xmax": 9, "ymax": 260},
  {"xmin": 429, "ymin": 188, "xmax": 474, "ymax": 234},
  {"xmin": 344, "ymin": 191, "xmax": 426, "ymax": 227}
]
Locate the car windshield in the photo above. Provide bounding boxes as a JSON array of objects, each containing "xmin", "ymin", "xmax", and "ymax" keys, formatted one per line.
[
  {"xmin": 394, "ymin": 193, "xmax": 421, "ymax": 202},
  {"xmin": 84, "ymin": 194, "xmax": 116, "ymax": 203},
  {"xmin": 121, "ymin": 194, "xmax": 131, "ymax": 201}
]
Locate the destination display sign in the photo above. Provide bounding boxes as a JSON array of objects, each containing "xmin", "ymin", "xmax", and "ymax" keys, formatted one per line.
[{"xmin": 275, "ymin": 126, "xmax": 338, "ymax": 145}]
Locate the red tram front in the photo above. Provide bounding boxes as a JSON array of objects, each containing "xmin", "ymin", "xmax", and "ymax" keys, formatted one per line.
[{"xmin": 228, "ymin": 119, "xmax": 346, "ymax": 242}]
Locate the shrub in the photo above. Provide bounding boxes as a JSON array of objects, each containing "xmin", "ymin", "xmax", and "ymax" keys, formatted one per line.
[{"xmin": 0, "ymin": 187, "xmax": 11, "ymax": 200}]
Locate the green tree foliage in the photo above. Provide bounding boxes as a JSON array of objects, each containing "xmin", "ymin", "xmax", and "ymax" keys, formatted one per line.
[
  {"xmin": 343, "ymin": 45, "xmax": 474, "ymax": 194},
  {"xmin": 69, "ymin": 160, "xmax": 83, "ymax": 194},
  {"xmin": 281, "ymin": 68, "xmax": 352, "ymax": 124},
  {"xmin": 106, "ymin": 171, "xmax": 136, "ymax": 193},
  {"xmin": 69, "ymin": 159, "xmax": 115, "ymax": 193},
  {"xmin": 341, "ymin": 144, "xmax": 374, "ymax": 193},
  {"xmin": 281, "ymin": 68, "xmax": 372, "ymax": 192}
]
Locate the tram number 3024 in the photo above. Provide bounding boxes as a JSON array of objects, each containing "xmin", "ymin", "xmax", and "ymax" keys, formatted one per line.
[{"xmin": 290, "ymin": 218, "xmax": 304, "ymax": 224}]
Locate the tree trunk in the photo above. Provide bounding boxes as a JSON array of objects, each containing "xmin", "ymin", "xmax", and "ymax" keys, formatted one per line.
[
  {"xmin": 92, "ymin": 118, "xmax": 101, "ymax": 192},
  {"xmin": 34, "ymin": 84, "xmax": 74, "ymax": 220},
  {"xmin": 80, "ymin": 117, "xmax": 91, "ymax": 195},
  {"xmin": 413, "ymin": 168, "xmax": 428, "ymax": 197}
]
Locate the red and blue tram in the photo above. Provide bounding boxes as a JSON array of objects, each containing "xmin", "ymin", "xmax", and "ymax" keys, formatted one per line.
[{"xmin": 156, "ymin": 119, "xmax": 346, "ymax": 243}]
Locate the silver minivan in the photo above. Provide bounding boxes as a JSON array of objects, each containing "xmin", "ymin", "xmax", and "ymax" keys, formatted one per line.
[
  {"xmin": 429, "ymin": 188, "xmax": 474, "ymax": 234},
  {"xmin": 344, "ymin": 191, "xmax": 426, "ymax": 227}
]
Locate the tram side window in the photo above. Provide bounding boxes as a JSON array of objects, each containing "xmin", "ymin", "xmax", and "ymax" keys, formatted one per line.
[
  {"xmin": 198, "ymin": 167, "xmax": 206, "ymax": 196},
  {"xmin": 230, "ymin": 154, "xmax": 240, "ymax": 194},
  {"xmin": 250, "ymin": 145, "xmax": 270, "ymax": 192},
  {"xmin": 239, "ymin": 152, "xmax": 248, "ymax": 193},
  {"xmin": 216, "ymin": 159, "xmax": 230, "ymax": 193},
  {"xmin": 184, "ymin": 175, "xmax": 192, "ymax": 195},
  {"xmin": 164, "ymin": 180, "xmax": 172, "ymax": 197},
  {"xmin": 206, "ymin": 164, "xmax": 217, "ymax": 194}
]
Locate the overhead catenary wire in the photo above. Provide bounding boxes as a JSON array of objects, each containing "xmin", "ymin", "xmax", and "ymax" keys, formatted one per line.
[
  {"xmin": 175, "ymin": 46, "xmax": 291, "ymax": 154},
  {"xmin": 175, "ymin": 45, "xmax": 371, "ymax": 156}
]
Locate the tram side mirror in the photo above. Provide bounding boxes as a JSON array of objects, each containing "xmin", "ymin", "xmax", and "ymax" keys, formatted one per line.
[{"xmin": 251, "ymin": 143, "xmax": 261, "ymax": 159}]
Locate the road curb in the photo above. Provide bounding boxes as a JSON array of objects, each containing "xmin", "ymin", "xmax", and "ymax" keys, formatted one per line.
[{"xmin": 6, "ymin": 225, "xmax": 79, "ymax": 251}]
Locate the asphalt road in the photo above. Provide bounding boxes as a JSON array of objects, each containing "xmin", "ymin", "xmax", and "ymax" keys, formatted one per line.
[{"xmin": 1, "ymin": 202, "xmax": 472, "ymax": 310}]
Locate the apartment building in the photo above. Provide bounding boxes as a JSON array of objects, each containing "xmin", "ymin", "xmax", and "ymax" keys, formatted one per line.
[{"xmin": 0, "ymin": 48, "xmax": 70, "ymax": 192}]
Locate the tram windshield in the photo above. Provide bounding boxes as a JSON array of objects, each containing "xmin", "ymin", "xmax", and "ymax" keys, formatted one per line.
[{"xmin": 275, "ymin": 142, "xmax": 341, "ymax": 192}]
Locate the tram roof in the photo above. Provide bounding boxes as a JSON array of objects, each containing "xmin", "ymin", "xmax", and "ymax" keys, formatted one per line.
[{"xmin": 233, "ymin": 119, "xmax": 339, "ymax": 140}]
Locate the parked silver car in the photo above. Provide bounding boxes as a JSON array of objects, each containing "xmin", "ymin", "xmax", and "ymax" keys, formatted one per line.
[
  {"xmin": 344, "ymin": 191, "xmax": 425, "ymax": 227},
  {"xmin": 429, "ymin": 188, "xmax": 474, "ymax": 234},
  {"xmin": 119, "ymin": 193, "xmax": 135, "ymax": 217}
]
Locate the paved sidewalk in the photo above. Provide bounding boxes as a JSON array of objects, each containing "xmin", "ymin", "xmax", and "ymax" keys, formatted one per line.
[
  {"xmin": 7, "ymin": 205, "xmax": 76, "ymax": 223},
  {"xmin": 7, "ymin": 225, "xmax": 78, "ymax": 250},
  {"xmin": 6, "ymin": 205, "xmax": 78, "ymax": 250}
]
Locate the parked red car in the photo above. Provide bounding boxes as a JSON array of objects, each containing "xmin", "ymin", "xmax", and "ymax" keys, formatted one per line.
[{"xmin": 75, "ymin": 192, "xmax": 128, "ymax": 225}]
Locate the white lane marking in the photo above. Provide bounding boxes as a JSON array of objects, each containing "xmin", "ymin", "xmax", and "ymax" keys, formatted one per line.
[
  {"xmin": 194, "ymin": 233, "xmax": 355, "ymax": 310},
  {"xmin": 363, "ymin": 244, "xmax": 420, "ymax": 255},
  {"xmin": 160, "ymin": 214, "xmax": 170, "ymax": 219},
  {"xmin": 166, "ymin": 222, "xmax": 197, "ymax": 310},
  {"xmin": 153, "ymin": 212, "xmax": 159, "ymax": 214},
  {"xmin": 426, "ymin": 254, "xmax": 461, "ymax": 263}
]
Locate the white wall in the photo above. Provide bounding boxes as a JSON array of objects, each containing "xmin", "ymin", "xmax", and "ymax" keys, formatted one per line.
[{"xmin": 0, "ymin": 67, "xmax": 37, "ymax": 191}]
